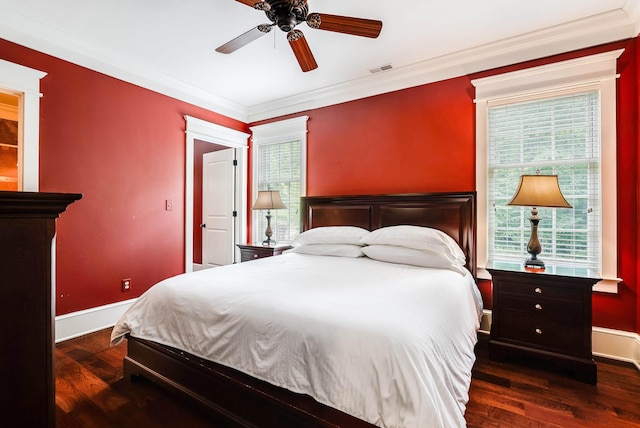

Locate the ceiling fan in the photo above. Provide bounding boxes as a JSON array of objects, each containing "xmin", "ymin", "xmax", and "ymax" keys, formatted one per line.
[{"xmin": 216, "ymin": 0, "xmax": 383, "ymax": 72}]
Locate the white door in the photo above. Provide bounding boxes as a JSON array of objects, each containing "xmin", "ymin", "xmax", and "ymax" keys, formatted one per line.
[{"xmin": 202, "ymin": 149, "xmax": 236, "ymax": 268}]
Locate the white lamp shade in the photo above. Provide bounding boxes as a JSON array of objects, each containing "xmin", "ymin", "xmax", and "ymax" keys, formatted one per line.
[
  {"xmin": 508, "ymin": 175, "xmax": 572, "ymax": 208},
  {"xmin": 252, "ymin": 190, "xmax": 286, "ymax": 210}
]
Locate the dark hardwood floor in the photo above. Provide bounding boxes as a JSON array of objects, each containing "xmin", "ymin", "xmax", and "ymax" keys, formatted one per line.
[{"xmin": 55, "ymin": 329, "xmax": 640, "ymax": 427}]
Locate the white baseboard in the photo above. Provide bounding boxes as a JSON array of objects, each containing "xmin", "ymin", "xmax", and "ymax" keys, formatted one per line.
[
  {"xmin": 55, "ymin": 298, "xmax": 137, "ymax": 343},
  {"xmin": 479, "ymin": 310, "xmax": 640, "ymax": 371},
  {"xmin": 592, "ymin": 326, "xmax": 640, "ymax": 371}
]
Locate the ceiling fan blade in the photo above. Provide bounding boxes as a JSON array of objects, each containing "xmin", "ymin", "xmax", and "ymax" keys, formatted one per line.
[
  {"xmin": 215, "ymin": 25, "xmax": 272, "ymax": 54},
  {"xmin": 235, "ymin": 0, "xmax": 270, "ymax": 10},
  {"xmin": 287, "ymin": 30, "xmax": 317, "ymax": 72},
  {"xmin": 306, "ymin": 13, "xmax": 382, "ymax": 38}
]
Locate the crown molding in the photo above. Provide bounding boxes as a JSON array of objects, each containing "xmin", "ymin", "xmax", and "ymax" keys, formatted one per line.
[
  {"xmin": 624, "ymin": 0, "xmax": 640, "ymax": 35},
  {"xmin": 248, "ymin": 9, "xmax": 636, "ymax": 121}
]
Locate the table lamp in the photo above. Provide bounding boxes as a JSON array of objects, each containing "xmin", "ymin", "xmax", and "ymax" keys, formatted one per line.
[
  {"xmin": 507, "ymin": 174, "xmax": 572, "ymax": 269},
  {"xmin": 252, "ymin": 190, "xmax": 286, "ymax": 245}
]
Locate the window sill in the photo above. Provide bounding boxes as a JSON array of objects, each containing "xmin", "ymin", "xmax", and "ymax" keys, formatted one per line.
[{"xmin": 593, "ymin": 278, "xmax": 621, "ymax": 294}]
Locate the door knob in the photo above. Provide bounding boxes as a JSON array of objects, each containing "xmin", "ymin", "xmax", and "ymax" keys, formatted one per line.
[{"xmin": 200, "ymin": 224, "xmax": 206, "ymax": 228}]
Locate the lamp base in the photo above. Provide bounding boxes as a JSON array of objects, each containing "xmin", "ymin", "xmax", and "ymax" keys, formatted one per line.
[{"xmin": 262, "ymin": 210, "xmax": 275, "ymax": 247}]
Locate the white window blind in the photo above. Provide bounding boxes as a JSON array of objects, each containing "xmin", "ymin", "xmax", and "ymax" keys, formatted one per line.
[
  {"xmin": 256, "ymin": 140, "xmax": 301, "ymax": 242},
  {"xmin": 488, "ymin": 90, "xmax": 601, "ymax": 270}
]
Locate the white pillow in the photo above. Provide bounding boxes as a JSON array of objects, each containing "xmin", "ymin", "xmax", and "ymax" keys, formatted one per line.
[
  {"xmin": 291, "ymin": 226, "xmax": 370, "ymax": 247},
  {"xmin": 285, "ymin": 244, "xmax": 365, "ymax": 258},
  {"xmin": 362, "ymin": 245, "xmax": 467, "ymax": 275},
  {"xmin": 359, "ymin": 225, "xmax": 466, "ymax": 264}
]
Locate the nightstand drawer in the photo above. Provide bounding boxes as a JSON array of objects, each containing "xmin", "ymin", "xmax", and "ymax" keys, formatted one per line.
[
  {"xmin": 240, "ymin": 247, "xmax": 271, "ymax": 261},
  {"xmin": 499, "ymin": 293, "xmax": 583, "ymax": 320},
  {"xmin": 498, "ymin": 280, "xmax": 583, "ymax": 301},
  {"xmin": 496, "ymin": 312, "xmax": 587, "ymax": 356},
  {"xmin": 237, "ymin": 244, "xmax": 291, "ymax": 262}
]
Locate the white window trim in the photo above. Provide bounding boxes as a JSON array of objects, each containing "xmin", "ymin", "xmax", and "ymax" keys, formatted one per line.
[
  {"xmin": 184, "ymin": 115, "xmax": 249, "ymax": 272},
  {"xmin": 250, "ymin": 116, "xmax": 308, "ymax": 241},
  {"xmin": 0, "ymin": 59, "xmax": 47, "ymax": 191},
  {"xmin": 472, "ymin": 49, "xmax": 623, "ymax": 293}
]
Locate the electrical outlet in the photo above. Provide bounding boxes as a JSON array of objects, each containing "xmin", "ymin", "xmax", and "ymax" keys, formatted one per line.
[
  {"xmin": 121, "ymin": 278, "xmax": 131, "ymax": 292},
  {"xmin": 165, "ymin": 199, "xmax": 173, "ymax": 211}
]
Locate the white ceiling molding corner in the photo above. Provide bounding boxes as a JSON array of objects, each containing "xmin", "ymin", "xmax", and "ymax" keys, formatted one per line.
[
  {"xmin": 0, "ymin": 4, "xmax": 249, "ymax": 122},
  {"xmin": 624, "ymin": 0, "xmax": 640, "ymax": 35}
]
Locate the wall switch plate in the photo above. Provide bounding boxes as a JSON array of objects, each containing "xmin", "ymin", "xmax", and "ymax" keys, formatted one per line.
[
  {"xmin": 122, "ymin": 278, "xmax": 131, "ymax": 292},
  {"xmin": 165, "ymin": 199, "xmax": 173, "ymax": 211}
]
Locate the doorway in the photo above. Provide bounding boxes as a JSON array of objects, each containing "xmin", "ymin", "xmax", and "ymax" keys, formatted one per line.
[
  {"xmin": 0, "ymin": 92, "xmax": 19, "ymax": 190},
  {"xmin": 0, "ymin": 59, "xmax": 47, "ymax": 191},
  {"xmin": 184, "ymin": 115, "xmax": 250, "ymax": 273}
]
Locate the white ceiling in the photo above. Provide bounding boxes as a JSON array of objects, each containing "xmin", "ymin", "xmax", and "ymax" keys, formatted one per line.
[{"xmin": 0, "ymin": 0, "xmax": 638, "ymax": 122}]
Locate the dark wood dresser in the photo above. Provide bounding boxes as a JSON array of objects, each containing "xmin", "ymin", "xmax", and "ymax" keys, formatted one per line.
[
  {"xmin": 237, "ymin": 243, "xmax": 292, "ymax": 262},
  {"xmin": 0, "ymin": 191, "xmax": 81, "ymax": 427},
  {"xmin": 487, "ymin": 261, "xmax": 600, "ymax": 384}
]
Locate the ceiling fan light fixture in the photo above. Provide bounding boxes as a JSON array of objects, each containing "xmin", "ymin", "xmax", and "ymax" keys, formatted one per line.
[{"xmin": 277, "ymin": 13, "xmax": 299, "ymax": 32}]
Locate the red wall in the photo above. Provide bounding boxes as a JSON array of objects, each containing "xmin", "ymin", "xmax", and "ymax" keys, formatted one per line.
[
  {"xmin": 252, "ymin": 40, "xmax": 639, "ymax": 333},
  {"xmin": 307, "ymin": 77, "xmax": 476, "ymax": 195},
  {"xmin": 0, "ymin": 39, "xmax": 248, "ymax": 315}
]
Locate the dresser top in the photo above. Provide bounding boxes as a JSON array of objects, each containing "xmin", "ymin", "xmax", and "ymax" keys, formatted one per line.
[{"xmin": 486, "ymin": 260, "xmax": 601, "ymax": 281}]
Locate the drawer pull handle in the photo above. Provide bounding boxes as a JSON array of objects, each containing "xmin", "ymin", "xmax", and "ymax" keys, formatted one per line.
[
  {"xmin": 534, "ymin": 287, "xmax": 542, "ymax": 294},
  {"xmin": 534, "ymin": 303, "xmax": 542, "ymax": 310},
  {"xmin": 535, "ymin": 328, "xmax": 543, "ymax": 335}
]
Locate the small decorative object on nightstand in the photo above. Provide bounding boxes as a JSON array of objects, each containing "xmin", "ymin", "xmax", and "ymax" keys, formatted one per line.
[
  {"xmin": 237, "ymin": 243, "xmax": 292, "ymax": 262},
  {"xmin": 487, "ymin": 260, "xmax": 600, "ymax": 384}
]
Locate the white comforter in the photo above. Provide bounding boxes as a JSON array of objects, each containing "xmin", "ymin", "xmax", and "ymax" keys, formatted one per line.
[{"xmin": 111, "ymin": 253, "xmax": 482, "ymax": 428}]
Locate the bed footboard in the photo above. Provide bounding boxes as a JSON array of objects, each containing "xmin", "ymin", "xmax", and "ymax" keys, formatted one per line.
[{"xmin": 124, "ymin": 336, "xmax": 375, "ymax": 428}]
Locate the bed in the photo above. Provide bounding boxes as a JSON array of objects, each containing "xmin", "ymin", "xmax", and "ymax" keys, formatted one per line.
[{"xmin": 111, "ymin": 192, "xmax": 480, "ymax": 427}]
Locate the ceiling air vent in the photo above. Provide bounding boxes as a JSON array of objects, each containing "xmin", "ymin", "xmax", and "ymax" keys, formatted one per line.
[{"xmin": 369, "ymin": 64, "xmax": 393, "ymax": 74}]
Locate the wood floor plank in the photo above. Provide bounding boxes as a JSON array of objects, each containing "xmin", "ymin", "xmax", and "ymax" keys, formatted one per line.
[{"xmin": 55, "ymin": 329, "xmax": 640, "ymax": 427}]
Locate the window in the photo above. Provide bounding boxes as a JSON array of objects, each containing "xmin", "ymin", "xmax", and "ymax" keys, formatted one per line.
[
  {"xmin": 487, "ymin": 90, "xmax": 600, "ymax": 268},
  {"xmin": 473, "ymin": 50, "xmax": 623, "ymax": 292},
  {"xmin": 251, "ymin": 116, "xmax": 308, "ymax": 243}
]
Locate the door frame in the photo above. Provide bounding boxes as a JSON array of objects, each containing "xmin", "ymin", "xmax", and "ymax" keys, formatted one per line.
[
  {"xmin": 0, "ymin": 59, "xmax": 47, "ymax": 191},
  {"xmin": 184, "ymin": 116, "xmax": 249, "ymax": 273}
]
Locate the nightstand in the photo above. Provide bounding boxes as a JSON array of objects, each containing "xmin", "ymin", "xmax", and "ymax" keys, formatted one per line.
[
  {"xmin": 487, "ymin": 261, "xmax": 600, "ymax": 384},
  {"xmin": 237, "ymin": 243, "xmax": 292, "ymax": 262}
]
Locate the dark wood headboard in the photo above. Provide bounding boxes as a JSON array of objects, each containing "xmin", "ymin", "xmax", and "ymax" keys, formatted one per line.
[{"xmin": 301, "ymin": 192, "xmax": 477, "ymax": 278}]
